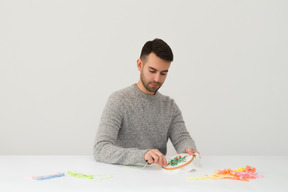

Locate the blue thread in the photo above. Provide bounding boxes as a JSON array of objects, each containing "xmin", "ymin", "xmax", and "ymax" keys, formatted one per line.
[{"xmin": 33, "ymin": 173, "xmax": 65, "ymax": 180}]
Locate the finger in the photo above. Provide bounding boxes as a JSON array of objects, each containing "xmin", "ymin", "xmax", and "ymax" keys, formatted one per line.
[
  {"xmin": 144, "ymin": 152, "xmax": 154, "ymax": 164},
  {"xmin": 145, "ymin": 149, "xmax": 166, "ymax": 165},
  {"xmin": 146, "ymin": 155, "xmax": 154, "ymax": 164},
  {"xmin": 186, "ymin": 148, "xmax": 200, "ymax": 155},
  {"xmin": 150, "ymin": 152, "xmax": 160, "ymax": 163},
  {"xmin": 157, "ymin": 154, "xmax": 164, "ymax": 166},
  {"xmin": 151, "ymin": 149, "xmax": 164, "ymax": 163},
  {"xmin": 159, "ymin": 153, "xmax": 167, "ymax": 166},
  {"xmin": 161, "ymin": 155, "xmax": 167, "ymax": 166},
  {"xmin": 157, "ymin": 157, "xmax": 167, "ymax": 166},
  {"xmin": 154, "ymin": 152, "xmax": 166, "ymax": 166},
  {"xmin": 185, "ymin": 148, "xmax": 193, "ymax": 155},
  {"xmin": 191, "ymin": 149, "xmax": 200, "ymax": 154},
  {"xmin": 146, "ymin": 150, "xmax": 159, "ymax": 164}
]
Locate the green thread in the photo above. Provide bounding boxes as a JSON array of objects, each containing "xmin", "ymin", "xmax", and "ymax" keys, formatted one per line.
[
  {"xmin": 167, "ymin": 155, "xmax": 187, "ymax": 167},
  {"xmin": 67, "ymin": 171, "xmax": 94, "ymax": 179},
  {"xmin": 66, "ymin": 171, "xmax": 113, "ymax": 182}
]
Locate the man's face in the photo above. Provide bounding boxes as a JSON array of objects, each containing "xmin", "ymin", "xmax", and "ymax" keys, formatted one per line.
[{"xmin": 138, "ymin": 52, "xmax": 171, "ymax": 94}]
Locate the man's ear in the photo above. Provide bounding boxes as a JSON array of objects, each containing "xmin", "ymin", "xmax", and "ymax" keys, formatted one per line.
[{"xmin": 137, "ymin": 58, "xmax": 143, "ymax": 72}]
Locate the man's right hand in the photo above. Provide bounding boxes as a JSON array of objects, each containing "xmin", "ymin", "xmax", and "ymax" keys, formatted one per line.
[{"xmin": 144, "ymin": 149, "xmax": 167, "ymax": 166}]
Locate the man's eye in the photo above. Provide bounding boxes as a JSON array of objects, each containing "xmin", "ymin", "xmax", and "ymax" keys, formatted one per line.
[
  {"xmin": 149, "ymin": 70, "xmax": 156, "ymax": 73},
  {"xmin": 161, "ymin": 73, "xmax": 167, "ymax": 76}
]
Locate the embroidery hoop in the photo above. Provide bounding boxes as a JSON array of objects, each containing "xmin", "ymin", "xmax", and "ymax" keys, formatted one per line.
[
  {"xmin": 162, "ymin": 153, "xmax": 200, "ymax": 173},
  {"xmin": 162, "ymin": 153, "xmax": 193, "ymax": 170}
]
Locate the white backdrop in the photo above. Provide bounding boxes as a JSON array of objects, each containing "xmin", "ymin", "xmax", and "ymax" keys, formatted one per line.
[{"xmin": 0, "ymin": 0, "xmax": 287, "ymax": 156}]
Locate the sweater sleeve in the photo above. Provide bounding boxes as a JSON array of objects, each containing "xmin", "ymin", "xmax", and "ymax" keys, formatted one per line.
[
  {"xmin": 168, "ymin": 100, "xmax": 197, "ymax": 153},
  {"xmin": 93, "ymin": 93, "xmax": 147, "ymax": 165}
]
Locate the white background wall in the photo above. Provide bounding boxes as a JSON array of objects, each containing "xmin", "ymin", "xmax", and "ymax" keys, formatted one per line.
[{"xmin": 1, "ymin": 0, "xmax": 287, "ymax": 156}]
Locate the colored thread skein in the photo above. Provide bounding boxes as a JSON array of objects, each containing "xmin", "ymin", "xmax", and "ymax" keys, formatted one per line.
[
  {"xmin": 66, "ymin": 171, "xmax": 94, "ymax": 179},
  {"xmin": 66, "ymin": 171, "xmax": 113, "ymax": 182},
  {"xmin": 186, "ymin": 165, "xmax": 263, "ymax": 182},
  {"xmin": 32, "ymin": 172, "xmax": 65, "ymax": 180}
]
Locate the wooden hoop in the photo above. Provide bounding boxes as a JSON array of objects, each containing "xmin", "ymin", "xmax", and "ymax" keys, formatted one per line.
[{"xmin": 162, "ymin": 153, "xmax": 194, "ymax": 170}]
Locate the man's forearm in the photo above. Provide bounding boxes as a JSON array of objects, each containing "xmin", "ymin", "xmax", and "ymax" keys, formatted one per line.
[{"xmin": 94, "ymin": 141, "xmax": 147, "ymax": 165}]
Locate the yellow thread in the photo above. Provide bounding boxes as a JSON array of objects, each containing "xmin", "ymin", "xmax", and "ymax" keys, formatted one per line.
[{"xmin": 232, "ymin": 167, "xmax": 245, "ymax": 172}]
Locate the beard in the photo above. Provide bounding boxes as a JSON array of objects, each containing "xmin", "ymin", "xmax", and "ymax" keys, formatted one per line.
[{"xmin": 140, "ymin": 72, "xmax": 162, "ymax": 94}]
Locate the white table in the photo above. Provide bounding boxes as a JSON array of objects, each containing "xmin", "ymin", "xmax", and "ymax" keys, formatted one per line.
[{"xmin": 0, "ymin": 155, "xmax": 287, "ymax": 192}]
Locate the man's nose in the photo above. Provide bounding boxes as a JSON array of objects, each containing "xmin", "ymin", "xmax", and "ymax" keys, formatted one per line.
[{"xmin": 154, "ymin": 73, "xmax": 161, "ymax": 82}]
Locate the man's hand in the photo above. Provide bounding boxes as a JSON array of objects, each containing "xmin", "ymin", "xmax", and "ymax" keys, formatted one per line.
[
  {"xmin": 185, "ymin": 147, "xmax": 200, "ymax": 156},
  {"xmin": 144, "ymin": 149, "xmax": 167, "ymax": 166}
]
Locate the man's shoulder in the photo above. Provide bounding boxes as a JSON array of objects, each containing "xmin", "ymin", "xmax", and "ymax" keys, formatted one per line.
[
  {"xmin": 157, "ymin": 92, "xmax": 175, "ymax": 103},
  {"xmin": 109, "ymin": 84, "xmax": 135, "ymax": 99},
  {"xmin": 158, "ymin": 93, "xmax": 181, "ymax": 113}
]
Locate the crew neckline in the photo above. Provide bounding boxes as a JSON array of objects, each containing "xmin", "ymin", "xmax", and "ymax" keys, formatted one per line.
[{"xmin": 132, "ymin": 84, "xmax": 159, "ymax": 100}]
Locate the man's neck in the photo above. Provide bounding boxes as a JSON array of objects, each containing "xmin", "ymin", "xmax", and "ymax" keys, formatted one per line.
[{"xmin": 136, "ymin": 81, "xmax": 155, "ymax": 95}]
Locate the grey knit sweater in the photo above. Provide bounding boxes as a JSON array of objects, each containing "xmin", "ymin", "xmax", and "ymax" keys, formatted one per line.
[{"xmin": 94, "ymin": 84, "xmax": 196, "ymax": 165}]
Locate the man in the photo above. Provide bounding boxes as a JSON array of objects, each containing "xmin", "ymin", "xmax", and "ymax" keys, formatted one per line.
[{"xmin": 94, "ymin": 38, "xmax": 198, "ymax": 166}]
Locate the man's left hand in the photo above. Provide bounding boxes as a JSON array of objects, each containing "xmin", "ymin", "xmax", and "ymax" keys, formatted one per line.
[{"xmin": 185, "ymin": 148, "xmax": 200, "ymax": 156}]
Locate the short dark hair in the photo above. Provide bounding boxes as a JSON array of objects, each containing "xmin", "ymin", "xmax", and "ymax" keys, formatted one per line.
[{"xmin": 140, "ymin": 38, "xmax": 174, "ymax": 62}]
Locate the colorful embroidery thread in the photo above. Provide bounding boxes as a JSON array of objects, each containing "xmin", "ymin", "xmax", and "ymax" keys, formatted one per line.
[
  {"xmin": 66, "ymin": 171, "xmax": 94, "ymax": 179},
  {"xmin": 186, "ymin": 165, "xmax": 263, "ymax": 182},
  {"xmin": 32, "ymin": 172, "xmax": 65, "ymax": 180},
  {"xmin": 67, "ymin": 171, "xmax": 113, "ymax": 182}
]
